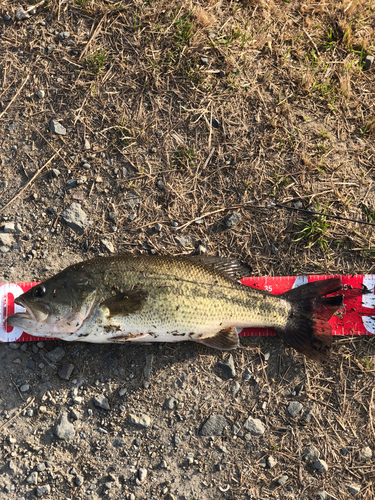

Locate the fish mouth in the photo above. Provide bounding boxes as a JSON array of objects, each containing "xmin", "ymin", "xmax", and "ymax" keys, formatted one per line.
[{"xmin": 12, "ymin": 297, "xmax": 50, "ymax": 323}]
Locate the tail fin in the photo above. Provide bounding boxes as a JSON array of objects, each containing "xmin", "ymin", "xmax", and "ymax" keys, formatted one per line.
[{"xmin": 275, "ymin": 278, "xmax": 343, "ymax": 363}]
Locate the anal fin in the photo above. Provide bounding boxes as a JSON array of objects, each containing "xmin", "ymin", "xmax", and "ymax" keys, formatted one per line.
[{"xmin": 193, "ymin": 327, "xmax": 239, "ymax": 350}]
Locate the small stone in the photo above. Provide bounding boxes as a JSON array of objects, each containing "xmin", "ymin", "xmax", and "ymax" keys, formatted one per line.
[
  {"xmin": 301, "ymin": 406, "xmax": 314, "ymax": 424},
  {"xmin": 58, "ymin": 31, "xmax": 70, "ymax": 39},
  {"xmin": 125, "ymin": 190, "xmax": 140, "ymax": 209},
  {"xmin": 267, "ymin": 456, "xmax": 277, "ymax": 468},
  {"xmin": 7, "ymin": 122, "xmax": 19, "ymax": 133},
  {"xmin": 174, "ymin": 234, "xmax": 194, "ymax": 247},
  {"xmin": 200, "ymin": 414, "xmax": 228, "ymax": 436},
  {"xmin": 2, "ymin": 222, "xmax": 15, "ymax": 233},
  {"xmin": 143, "ymin": 353, "xmax": 153, "ymax": 380},
  {"xmin": 224, "ymin": 212, "xmax": 242, "ymax": 228},
  {"xmin": 36, "ymin": 90, "xmax": 45, "ymax": 99},
  {"xmin": 36, "ymin": 485, "xmax": 51, "ymax": 497},
  {"xmin": 164, "ymin": 397, "xmax": 177, "ymax": 410},
  {"xmin": 20, "ymin": 384, "xmax": 30, "ymax": 392},
  {"xmin": 347, "ymin": 484, "xmax": 361, "ymax": 496},
  {"xmin": 45, "ymin": 43, "xmax": 56, "ymax": 54},
  {"xmin": 217, "ymin": 354, "xmax": 236, "ymax": 378},
  {"xmin": 58, "ymin": 363, "xmax": 74, "ymax": 380},
  {"xmin": 82, "ymin": 163, "xmax": 91, "ymax": 170},
  {"xmin": 3, "ymin": 14, "xmax": 11, "ymax": 21},
  {"xmin": 138, "ymin": 468, "xmax": 147, "ymax": 482},
  {"xmin": 359, "ymin": 446, "xmax": 372, "ymax": 462},
  {"xmin": 7, "ymin": 460, "xmax": 17, "ymax": 474},
  {"xmin": 288, "ymin": 401, "xmax": 303, "ymax": 417},
  {"xmin": 50, "ymin": 119, "xmax": 66, "ymax": 135},
  {"xmin": 211, "ymin": 117, "xmax": 220, "ymax": 128},
  {"xmin": 70, "ymin": 409, "xmax": 81, "ymax": 421},
  {"xmin": 316, "ymin": 491, "xmax": 331, "ymax": 500},
  {"xmin": 174, "ymin": 434, "xmax": 181, "ymax": 446},
  {"xmin": 27, "ymin": 409, "xmax": 34, "ymax": 417},
  {"xmin": 37, "ymin": 463, "xmax": 46, "ymax": 472},
  {"xmin": 101, "ymin": 239, "xmax": 115, "ymax": 253},
  {"xmin": 113, "ymin": 436, "xmax": 125, "ymax": 448},
  {"xmin": 119, "ymin": 388, "xmax": 127, "ymax": 397},
  {"xmin": 231, "ymin": 381, "xmax": 241, "ymax": 396},
  {"xmin": 75, "ymin": 475, "xmax": 84, "ymax": 487},
  {"xmin": 93, "ymin": 395, "xmax": 110, "ymax": 410},
  {"xmin": 314, "ymin": 459, "xmax": 328, "ymax": 472},
  {"xmin": 156, "ymin": 179, "xmax": 165, "ymax": 191},
  {"xmin": 302, "ymin": 444, "xmax": 320, "ymax": 461},
  {"xmin": 16, "ymin": 7, "xmax": 29, "ymax": 20},
  {"xmin": 364, "ymin": 55, "xmax": 374, "ymax": 70},
  {"xmin": 26, "ymin": 471, "xmax": 38, "ymax": 485},
  {"xmin": 127, "ymin": 413, "xmax": 151, "ymax": 428},
  {"xmin": 39, "ymin": 406, "xmax": 47, "ymax": 413},
  {"xmin": 83, "ymin": 138, "xmax": 91, "ymax": 150},
  {"xmin": 54, "ymin": 412, "xmax": 75, "ymax": 440},
  {"xmin": 62, "ymin": 202, "xmax": 90, "ymax": 234},
  {"xmin": 232, "ymin": 422, "xmax": 241, "ymax": 435},
  {"xmin": 243, "ymin": 417, "xmax": 265, "ymax": 436},
  {"xmin": 201, "ymin": 57, "xmax": 209, "ymax": 64},
  {"xmin": 278, "ymin": 475, "xmax": 288, "ymax": 486},
  {"xmin": 46, "ymin": 347, "xmax": 65, "ymax": 363},
  {"xmin": 341, "ymin": 447, "xmax": 349, "ymax": 456},
  {"xmin": 0, "ymin": 245, "xmax": 10, "ymax": 253},
  {"xmin": 243, "ymin": 367, "xmax": 253, "ymax": 381}
]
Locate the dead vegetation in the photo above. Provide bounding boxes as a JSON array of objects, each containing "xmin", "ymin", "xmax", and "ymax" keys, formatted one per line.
[{"xmin": 0, "ymin": 0, "xmax": 375, "ymax": 498}]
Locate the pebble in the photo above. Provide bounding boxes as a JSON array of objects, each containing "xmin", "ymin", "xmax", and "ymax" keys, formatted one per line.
[
  {"xmin": 101, "ymin": 239, "xmax": 115, "ymax": 253},
  {"xmin": 156, "ymin": 179, "xmax": 165, "ymax": 191},
  {"xmin": 224, "ymin": 212, "xmax": 242, "ymax": 228},
  {"xmin": 2, "ymin": 222, "xmax": 15, "ymax": 233},
  {"xmin": 46, "ymin": 347, "xmax": 66, "ymax": 363},
  {"xmin": 164, "ymin": 397, "xmax": 177, "ymax": 410},
  {"xmin": 243, "ymin": 417, "xmax": 265, "ymax": 436},
  {"xmin": 200, "ymin": 414, "xmax": 228, "ymax": 436},
  {"xmin": 232, "ymin": 422, "xmax": 241, "ymax": 435},
  {"xmin": 217, "ymin": 354, "xmax": 236, "ymax": 378},
  {"xmin": 138, "ymin": 468, "xmax": 147, "ymax": 482},
  {"xmin": 16, "ymin": 7, "xmax": 30, "ymax": 20},
  {"xmin": 50, "ymin": 119, "xmax": 66, "ymax": 135},
  {"xmin": 62, "ymin": 203, "xmax": 91, "ymax": 234},
  {"xmin": 201, "ymin": 56, "xmax": 209, "ymax": 64},
  {"xmin": 83, "ymin": 138, "xmax": 91, "ymax": 150},
  {"xmin": 26, "ymin": 471, "xmax": 38, "ymax": 484},
  {"xmin": 175, "ymin": 234, "xmax": 193, "ymax": 248},
  {"xmin": 347, "ymin": 484, "xmax": 360, "ymax": 496},
  {"xmin": 36, "ymin": 90, "xmax": 45, "ymax": 99},
  {"xmin": 364, "ymin": 55, "xmax": 374, "ymax": 70},
  {"xmin": 58, "ymin": 362, "xmax": 74, "ymax": 380},
  {"xmin": 301, "ymin": 406, "xmax": 314, "ymax": 423},
  {"xmin": 288, "ymin": 401, "xmax": 303, "ymax": 417},
  {"xmin": 70, "ymin": 409, "xmax": 81, "ymax": 421},
  {"xmin": 278, "ymin": 475, "xmax": 288, "ymax": 486},
  {"xmin": 317, "ymin": 491, "xmax": 331, "ymax": 500},
  {"xmin": 314, "ymin": 459, "xmax": 328, "ymax": 472},
  {"xmin": 0, "ymin": 245, "xmax": 10, "ymax": 253},
  {"xmin": 125, "ymin": 191, "xmax": 140, "ymax": 210},
  {"xmin": 37, "ymin": 463, "xmax": 46, "ymax": 472},
  {"xmin": 119, "ymin": 388, "xmax": 127, "ymax": 397},
  {"xmin": 143, "ymin": 353, "xmax": 153, "ymax": 380},
  {"xmin": 45, "ymin": 43, "xmax": 56, "ymax": 54},
  {"xmin": 7, "ymin": 122, "xmax": 19, "ymax": 133},
  {"xmin": 112, "ymin": 437, "xmax": 125, "ymax": 448},
  {"xmin": 127, "ymin": 413, "xmax": 151, "ymax": 428},
  {"xmin": 3, "ymin": 14, "xmax": 11, "ymax": 21},
  {"xmin": 93, "ymin": 395, "xmax": 110, "ymax": 410},
  {"xmin": 20, "ymin": 384, "xmax": 30, "ymax": 392},
  {"xmin": 302, "ymin": 444, "xmax": 320, "ymax": 461},
  {"xmin": 211, "ymin": 117, "xmax": 220, "ymax": 128},
  {"xmin": 58, "ymin": 31, "xmax": 70, "ymax": 39},
  {"xmin": 267, "ymin": 456, "xmax": 277, "ymax": 468},
  {"xmin": 243, "ymin": 367, "xmax": 254, "ymax": 381},
  {"xmin": 36, "ymin": 485, "xmax": 51, "ymax": 497},
  {"xmin": 75, "ymin": 475, "xmax": 84, "ymax": 487},
  {"xmin": 54, "ymin": 412, "xmax": 75, "ymax": 440},
  {"xmin": 231, "ymin": 381, "xmax": 241, "ymax": 396},
  {"xmin": 359, "ymin": 446, "xmax": 372, "ymax": 462}
]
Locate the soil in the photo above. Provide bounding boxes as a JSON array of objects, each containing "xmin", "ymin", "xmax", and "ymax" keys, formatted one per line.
[{"xmin": 0, "ymin": 1, "xmax": 375, "ymax": 499}]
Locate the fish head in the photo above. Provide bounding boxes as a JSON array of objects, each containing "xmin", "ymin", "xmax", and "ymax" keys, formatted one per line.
[{"xmin": 6, "ymin": 273, "xmax": 99, "ymax": 338}]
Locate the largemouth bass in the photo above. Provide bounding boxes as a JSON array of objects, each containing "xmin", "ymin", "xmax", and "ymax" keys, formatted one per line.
[{"xmin": 6, "ymin": 254, "xmax": 342, "ymax": 362}]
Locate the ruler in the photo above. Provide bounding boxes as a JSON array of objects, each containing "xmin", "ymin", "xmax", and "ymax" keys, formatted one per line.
[{"xmin": 1, "ymin": 275, "xmax": 374, "ymax": 343}]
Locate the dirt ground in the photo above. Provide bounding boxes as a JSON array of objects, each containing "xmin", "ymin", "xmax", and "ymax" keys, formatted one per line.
[{"xmin": 1, "ymin": 0, "xmax": 375, "ymax": 499}]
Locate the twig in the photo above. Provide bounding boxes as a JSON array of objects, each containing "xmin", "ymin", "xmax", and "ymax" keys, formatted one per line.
[
  {"xmin": 0, "ymin": 149, "xmax": 62, "ymax": 214},
  {"xmin": 202, "ymin": 147, "xmax": 215, "ymax": 169},
  {"xmin": 370, "ymin": 388, "xmax": 375, "ymax": 440},
  {"xmin": 0, "ymin": 397, "xmax": 35, "ymax": 431},
  {"xmin": 0, "ymin": 73, "xmax": 30, "ymax": 119},
  {"xmin": 12, "ymin": 380, "xmax": 25, "ymax": 402},
  {"xmin": 79, "ymin": 15, "xmax": 107, "ymax": 61},
  {"xmin": 303, "ymin": 28, "xmax": 320, "ymax": 56}
]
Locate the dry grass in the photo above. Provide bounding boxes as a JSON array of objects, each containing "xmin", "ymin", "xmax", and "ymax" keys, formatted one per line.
[{"xmin": 0, "ymin": 0, "xmax": 375, "ymax": 498}]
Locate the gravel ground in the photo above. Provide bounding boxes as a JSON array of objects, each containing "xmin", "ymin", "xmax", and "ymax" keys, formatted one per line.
[{"xmin": 1, "ymin": 1, "xmax": 375, "ymax": 499}]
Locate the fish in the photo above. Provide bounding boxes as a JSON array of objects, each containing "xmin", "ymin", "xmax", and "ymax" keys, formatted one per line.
[{"xmin": 6, "ymin": 254, "xmax": 343, "ymax": 362}]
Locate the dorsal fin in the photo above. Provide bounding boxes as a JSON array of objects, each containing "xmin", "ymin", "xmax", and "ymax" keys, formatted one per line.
[{"xmin": 186, "ymin": 255, "xmax": 252, "ymax": 280}]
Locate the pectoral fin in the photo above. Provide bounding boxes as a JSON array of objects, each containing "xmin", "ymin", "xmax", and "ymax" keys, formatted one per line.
[
  {"xmin": 100, "ymin": 289, "xmax": 148, "ymax": 317},
  {"xmin": 193, "ymin": 327, "xmax": 239, "ymax": 350}
]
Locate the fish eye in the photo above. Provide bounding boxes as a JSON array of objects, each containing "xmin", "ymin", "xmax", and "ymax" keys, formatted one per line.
[{"xmin": 33, "ymin": 285, "xmax": 46, "ymax": 298}]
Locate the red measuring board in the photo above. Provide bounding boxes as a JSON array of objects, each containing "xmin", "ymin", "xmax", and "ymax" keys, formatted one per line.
[{"xmin": 0, "ymin": 275, "xmax": 374, "ymax": 343}]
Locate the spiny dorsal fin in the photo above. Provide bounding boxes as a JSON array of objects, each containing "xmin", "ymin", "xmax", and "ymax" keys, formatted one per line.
[
  {"xmin": 186, "ymin": 256, "xmax": 252, "ymax": 280},
  {"xmin": 193, "ymin": 327, "xmax": 239, "ymax": 350},
  {"xmin": 100, "ymin": 289, "xmax": 148, "ymax": 317}
]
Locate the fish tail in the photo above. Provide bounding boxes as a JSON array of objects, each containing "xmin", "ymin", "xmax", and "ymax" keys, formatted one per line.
[{"xmin": 275, "ymin": 278, "xmax": 343, "ymax": 363}]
